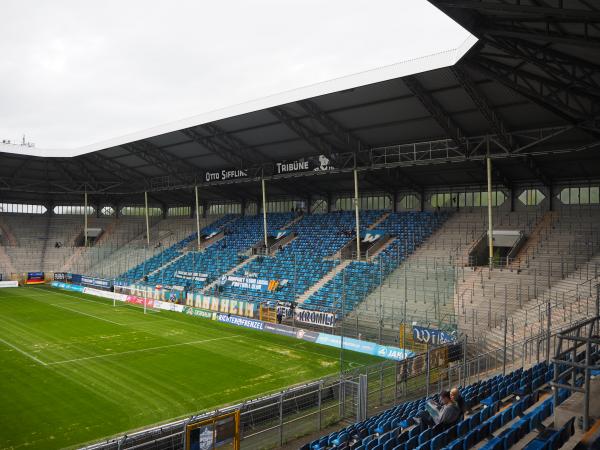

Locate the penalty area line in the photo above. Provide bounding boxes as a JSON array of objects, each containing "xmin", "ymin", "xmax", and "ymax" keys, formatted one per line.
[
  {"xmin": 0, "ymin": 337, "xmax": 48, "ymax": 366},
  {"xmin": 47, "ymin": 334, "xmax": 241, "ymax": 365}
]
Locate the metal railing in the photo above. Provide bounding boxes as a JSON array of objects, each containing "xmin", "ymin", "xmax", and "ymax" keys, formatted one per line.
[{"xmin": 551, "ymin": 290, "xmax": 600, "ymax": 431}]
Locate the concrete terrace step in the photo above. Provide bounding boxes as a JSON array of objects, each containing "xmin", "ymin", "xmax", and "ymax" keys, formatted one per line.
[{"xmin": 296, "ymin": 259, "xmax": 352, "ymax": 304}]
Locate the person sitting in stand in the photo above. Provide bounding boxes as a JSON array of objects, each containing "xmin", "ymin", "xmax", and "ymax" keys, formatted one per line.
[
  {"xmin": 450, "ymin": 387, "xmax": 466, "ymax": 419},
  {"xmin": 419, "ymin": 390, "xmax": 461, "ymax": 430}
]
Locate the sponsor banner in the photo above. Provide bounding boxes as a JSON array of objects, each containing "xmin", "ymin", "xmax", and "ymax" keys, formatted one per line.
[
  {"xmin": 361, "ymin": 229, "xmax": 384, "ymax": 243},
  {"xmin": 116, "ymin": 283, "xmax": 186, "ymax": 303},
  {"xmin": 83, "ymin": 287, "xmax": 127, "ymax": 302},
  {"xmin": 276, "ymin": 306, "xmax": 336, "ymax": 327},
  {"xmin": 0, "ymin": 280, "xmax": 18, "ymax": 288},
  {"xmin": 219, "ymin": 275, "xmax": 285, "ymax": 292},
  {"xmin": 155, "ymin": 300, "xmax": 184, "ymax": 313},
  {"xmin": 183, "ymin": 306, "xmax": 214, "ymax": 320},
  {"xmin": 53, "ymin": 272, "xmax": 67, "ymax": 281},
  {"xmin": 175, "ymin": 271, "xmax": 208, "ymax": 282},
  {"xmin": 272, "ymin": 229, "xmax": 290, "ymax": 240},
  {"xmin": 26, "ymin": 272, "xmax": 45, "ymax": 284},
  {"xmin": 126, "ymin": 295, "xmax": 155, "ymax": 309},
  {"xmin": 412, "ymin": 326, "xmax": 456, "ymax": 346},
  {"xmin": 51, "ymin": 281, "xmax": 85, "ymax": 293},
  {"xmin": 81, "ymin": 276, "xmax": 112, "ymax": 290},
  {"xmin": 263, "ymin": 322, "xmax": 320, "ymax": 342},
  {"xmin": 204, "ymin": 168, "xmax": 247, "ymax": 182},
  {"xmin": 315, "ymin": 334, "xmax": 414, "ymax": 362},
  {"xmin": 274, "ymin": 154, "xmax": 336, "ymax": 175},
  {"xmin": 216, "ymin": 313, "xmax": 264, "ymax": 330},
  {"xmin": 187, "ymin": 292, "xmax": 258, "ymax": 319},
  {"xmin": 294, "ymin": 308, "xmax": 335, "ymax": 327}
]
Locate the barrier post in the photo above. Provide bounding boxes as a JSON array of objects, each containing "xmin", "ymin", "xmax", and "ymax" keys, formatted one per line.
[
  {"xmin": 353, "ymin": 169, "xmax": 361, "ymax": 261},
  {"xmin": 279, "ymin": 391, "xmax": 284, "ymax": 447},
  {"xmin": 502, "ymin": 285, "xmax": 507, "ymax": 375},
  {"xmin": 425, "ymin": 345, "xmax": 431, "ymax": 397},
  {"xmin": 546, "ymin": 299, "xmax": 551, "ymax": 364}
]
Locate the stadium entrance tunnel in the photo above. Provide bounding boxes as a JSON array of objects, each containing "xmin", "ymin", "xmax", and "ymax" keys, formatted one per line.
[{"xmin": 469, "ymin": 229, "xmax": 527, "ymax": 267}]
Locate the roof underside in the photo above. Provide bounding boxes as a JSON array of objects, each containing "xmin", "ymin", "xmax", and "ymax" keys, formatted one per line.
[{"xmin": 1, "ymin": 0, "xmax": 599, "ymax": 206}]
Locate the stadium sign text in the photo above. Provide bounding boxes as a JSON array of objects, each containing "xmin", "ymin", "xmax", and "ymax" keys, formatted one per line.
[
  {"xmin": 274, "ymin": 154, "xmax": 335, "ymax": 175},
  {"xmin": 175, "ymin": 271, "xmax": 208, "ymax": 282},
  {"xmin": 204, "ymin": 169, "xmax": 247, "ymax": 182},
  {"xmin": 412, "ymin": 325, "xmax": 455, "ymax": 345},
  {"xmin": 216, "ymin": 314, "xmax": 264, "ymax": 330},
  {"xmin": 276, "ymin": 306, "xmax": 335, "ymax": 327},
  {"xmin": 219, "ymin": 275, "xmax": 284, "ymax": 292}
]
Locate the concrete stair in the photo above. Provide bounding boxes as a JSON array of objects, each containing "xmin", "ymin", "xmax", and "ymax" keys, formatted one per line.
[
  {"xmin": 146, "ymin": 251, "xmax": 189, "ymax": 279},
  {"xmin": 0, "ymin": 245, "xmax": 16, "ymax": 275},
  {"xmin": 281, "ymin": 214, "xmax": 305, "ymax": 229},
  {"xmin": 296, "ymin": 259, "xmax": 352, "ymax": 304},
  {"xmin": 367, "ymin": 211, "xmax": 390, "ymax": 230}
]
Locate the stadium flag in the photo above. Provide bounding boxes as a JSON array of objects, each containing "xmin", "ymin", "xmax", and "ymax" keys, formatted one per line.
[
  {"xmin": 412, "ymin": 325, "xmax": 456, "ymax": 345},
  {"xmin": 360, "ymin": 229, "xmax": 384, "ymax": 243},
  {"xmin": 25, "ymin": 272, "xmax": 45, "ymax": 284}
]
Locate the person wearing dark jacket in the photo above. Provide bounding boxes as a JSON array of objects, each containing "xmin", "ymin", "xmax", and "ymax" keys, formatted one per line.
[{"xmin": 450, "ymin": 388, "xmax": 466, "ymax": 419}]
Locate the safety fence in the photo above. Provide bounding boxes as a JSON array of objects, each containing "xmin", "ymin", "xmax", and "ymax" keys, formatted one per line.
[{"xmin": 79, "ymin": 300, "xmax": 600, "ymax": 450}]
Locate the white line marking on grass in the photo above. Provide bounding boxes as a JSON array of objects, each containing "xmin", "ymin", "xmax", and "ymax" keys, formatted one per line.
[
  {"xmin": 48, "ymin": 302, "xmax": 125, "ymax": 326},
  {"xmin": 0, "ymin": 337, "xmax": 48, "ymax": 366},
  {"xmin": 47, "ymin": 335, "xmax": 240, "ymax": 365}
]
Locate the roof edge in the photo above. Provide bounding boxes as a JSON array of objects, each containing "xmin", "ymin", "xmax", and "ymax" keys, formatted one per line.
[{"xmin": 1, "ymin": 33, "xmax": 477, "ymax": 159}]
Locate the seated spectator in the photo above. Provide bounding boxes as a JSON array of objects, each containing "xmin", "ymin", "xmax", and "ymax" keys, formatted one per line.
[
  {"xmin": 420, "ymin": 390, "xmax": 460, "ymax": 430},
  {"xmin": 450, "ymin": 387, "xmax": 466, "ymax": 418}
]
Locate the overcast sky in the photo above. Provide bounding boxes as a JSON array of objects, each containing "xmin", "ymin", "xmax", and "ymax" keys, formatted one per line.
[{"xmin": 0, "ymin": 0, "xmax": 470, "ymax": 150}]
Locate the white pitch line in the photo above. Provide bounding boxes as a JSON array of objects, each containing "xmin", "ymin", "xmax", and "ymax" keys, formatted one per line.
[
  {"xmin": 47, "ymin": 334, "xmax": 240, "ymax": 365},
  {"xmin": 0, "ymin": 337, "xmax": 48, "ymax": 366},
  {"xmin": 49, "ymin": 302, "xmax": 125, "ymax": 326}
]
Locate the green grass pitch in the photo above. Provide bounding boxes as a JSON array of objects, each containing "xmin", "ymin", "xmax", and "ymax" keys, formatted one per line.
[{"xmin": 0, "ymin": 286, "xmax": 379, "ymax": 449}]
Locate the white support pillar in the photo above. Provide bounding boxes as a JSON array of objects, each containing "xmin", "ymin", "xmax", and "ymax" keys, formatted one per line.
[
  {"xmin": 262, "ymin": 178, "xmax": 268, "ymax": 250},
  {"xmin": 354, "ymin": 169, "xmax": 361, "ymax": 261},
  {"xmin": 487, "ymin": 156, "xmax": 493, "ymax": 268},
  {"xmin": 144, "ymin": 191, "xmax": 150, "ymax": 247},
  {"xmin": 84, "ymin": 190, "xmax": 88, "ymax": 247},
  {"xmin": 195, "ymin": 185, "xmax": 201, "ymax": 251}
]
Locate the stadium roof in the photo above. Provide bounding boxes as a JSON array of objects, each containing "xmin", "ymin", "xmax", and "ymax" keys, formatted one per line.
[{"xmin": 1, "ymin": 0, "xmax": 599, "ymax": 207}]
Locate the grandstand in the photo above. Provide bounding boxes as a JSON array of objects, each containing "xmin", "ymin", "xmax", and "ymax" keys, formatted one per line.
[{"xmin": 1, "ymin": 0, "xmax": 600, "ymax": 449}]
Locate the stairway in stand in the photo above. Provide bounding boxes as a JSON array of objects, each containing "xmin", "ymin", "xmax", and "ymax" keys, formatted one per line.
[{"xmin": 296, "ymin": 260, "xmax": 352, "ymax": 304}]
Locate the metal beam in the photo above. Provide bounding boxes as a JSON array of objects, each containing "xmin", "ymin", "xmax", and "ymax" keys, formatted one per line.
[
  {"xmin": 484, "ymin": 36, "xmax": 600, "ymax": 97},
  {"xmin": 452, "ymin": 66, "xmax": 514, "ymax": 152},
  {"xmin": 297, "ymin": 99, "xmax": 368, "ymax": 153},
  {"xmin": 403, "ymin": 76, "xmax": 466, "ymax": 147},
  {"xmin": 484, "ymin": 24, "xmax": 600, "ymax": 49},
  {"xmin": 466, "ymin": 57, "xmax": 596, "ymax": 125},
  {"xmin": 268, "ymin": 106, "xmax": 337, "ymax": 156},
  {"xmin": 121, "ymin": 141, "xmax": 195, "ymax": 184},
  {"xmin": 201, "ymin": 123, "xmax": 270, "ymax": 163},
  {"xmin": 85, "ymin": 153, "xmax": 148, "ymax": 183},
  {"xmin": 433, "ymin": 1, "xmax": 600, "ymax": 21},
  {"xmin": 181, "ymin": 127, "xmax": 246, "ymax": 167}
]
